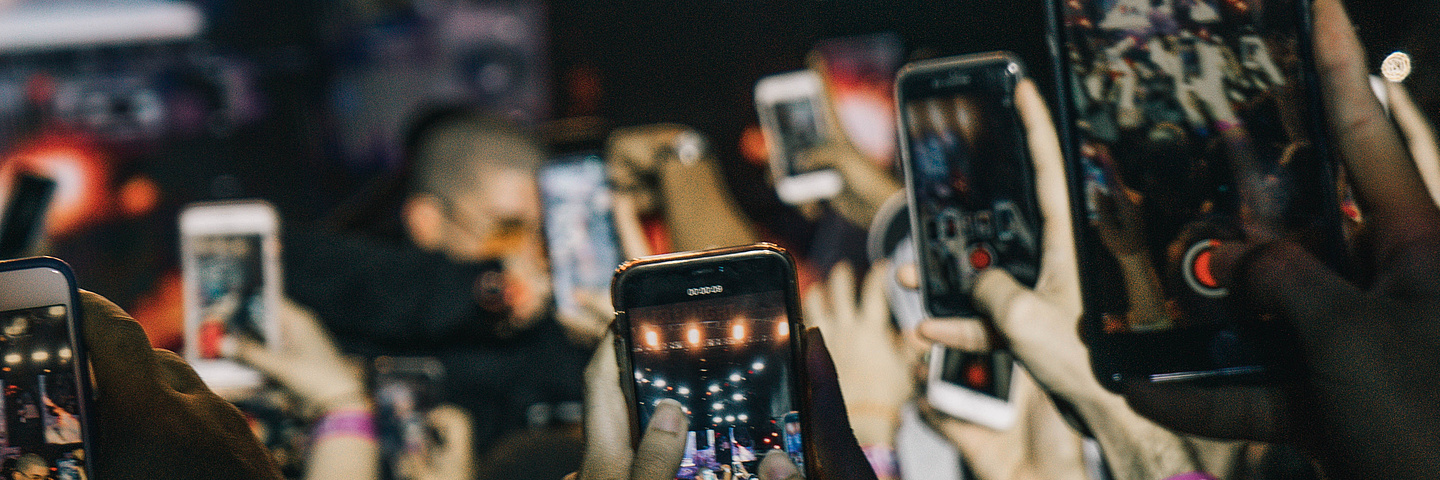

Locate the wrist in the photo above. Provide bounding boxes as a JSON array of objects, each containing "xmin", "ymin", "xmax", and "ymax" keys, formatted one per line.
[{"xmin": 311, "ymin": 405, "xmax": 377, "ymax": 444}]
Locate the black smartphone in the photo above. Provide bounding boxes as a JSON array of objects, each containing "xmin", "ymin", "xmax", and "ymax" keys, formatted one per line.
[
  {"xmin": 0, "ymin": 174, "xmax": 57, "ymax": 260},
  {"xmin": 0, "ymin": 257, "xmax": 92, "ymax": 480},
  {"xmin": 897, "ymin": 52, "xmax": 1043, "ymax": 320},
  {"xmin": 539, "ymin": 152, "xmax": 624, "ymax": 322},
  {"xmin": 612, "ymin": 244, "xmax": 810, "ymax": 480},
  {"xmin": 373, "ymin": 356, "xmax": 446, "ymax": 480},
  {"xmin": 1048, "ymin": 0, "xmax": 1348, "ymax": 389}
]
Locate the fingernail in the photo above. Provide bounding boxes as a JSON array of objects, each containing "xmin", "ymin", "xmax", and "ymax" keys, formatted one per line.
[
  {"xmin": 760, "ymin": 450, "xmax": 800, "ymax": 479},
  {"xmin": 651, "ymin": 398, "xmax": 688, "ymax": 434}
]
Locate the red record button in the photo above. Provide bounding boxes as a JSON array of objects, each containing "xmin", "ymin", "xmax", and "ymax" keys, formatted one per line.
[
  {"xmin": 1193, "ymin": 247, "xmax": 1218, "ymax": 289},
  {"xmin": 969, "ymin": 246, "xmax": 993, "ymax": 270}
]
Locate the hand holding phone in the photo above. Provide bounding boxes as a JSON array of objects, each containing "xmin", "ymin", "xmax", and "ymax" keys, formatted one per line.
[
  {"xmin": 756, "ymin": 71, "xmax": 845, "ymax": 205},
  {"xmin": 914, "ymin": 79, "xmax": 1247, "ymax": 480},
  {"xmin": 1121, "ymin": 2, "xmax": 1440, "ymax": 478},
  {"xmin": 540, "ymin": 152, "xmax": 623, "ymax": 346}
]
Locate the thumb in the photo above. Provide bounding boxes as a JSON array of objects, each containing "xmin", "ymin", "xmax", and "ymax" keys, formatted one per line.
[{"xmin": 971, "ymin": 268, "xmax": 1037, "ymax": 336}]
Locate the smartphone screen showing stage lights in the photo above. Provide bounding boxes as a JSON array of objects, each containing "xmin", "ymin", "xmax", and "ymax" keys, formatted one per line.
[
  {"xmin": 0, "ymin": 305, "xmax": 87, "ymax": 478},
  {"xmin": 618, "ymin": 247, "xmax": 804, "ymax": 480},
  {"xmin": 1052, "ymin": 0, "xmax": 1346, "ymax": 387}
]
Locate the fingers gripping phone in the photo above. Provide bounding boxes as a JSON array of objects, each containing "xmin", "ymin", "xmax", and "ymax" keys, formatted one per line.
[
  {"xmin": 1048, "ymin": 0, "xmax": 1348, "ymax": 389},
  {"xmin": 0, "ymin": 257, "xmax": 93, "ymax": 478},
  {"xmin": 756, "ymin": 70, "xmax": 845, "ymax": 205},
  {"xmin": 539, "ymin": 152, "xmax": 624, "ymax": 321},
  {"xmin": 181, "ymin": 200, "xmax": 282, "ymax": 389},
  {"xmin": 613, "ymin": 244, "xmax": 812, "ymax": 479}
]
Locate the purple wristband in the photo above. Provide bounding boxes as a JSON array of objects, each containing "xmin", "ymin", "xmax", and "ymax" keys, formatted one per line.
[
  {"xmin": 1163, "ymin": 473, "xmax": 1218, "ymax": 480},
  {"xmin": 862, "ymin": 444, "xmax": 897, "ymax": 479},
  {"xmin": 311, "ymin": 408, "xmax": 376, "ymax": 442},
  {"xmin": 1214, "ymin": 118, "xmax": 1243, "ymax": 133}
]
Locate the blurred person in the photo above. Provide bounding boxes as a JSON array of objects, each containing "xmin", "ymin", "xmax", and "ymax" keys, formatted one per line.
[
  {"xmin": 11, "ymin": 454, "xmax": 48, "ymax": 480},
  {"xmin": 1119, "ymin": 0, "xmax": 1440, "ymax": 478},
  {"xmin": 282, "ymin": 107, "xmax": 594, "ymax": 456}
]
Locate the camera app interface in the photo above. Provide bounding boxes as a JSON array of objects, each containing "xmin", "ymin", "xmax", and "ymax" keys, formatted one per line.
[
  {"xmin": 0, "ymin": 305, "xmax": 86, "ymax": 479},
  {"xmin": 770, "ymin": 98, "xmax": 825, "ymax": 177},
  {"xmin": 1060, "ymin": 0, "xmax": 1336, "ymax": 336},
  {"xmin": 194, "ymin": 234, "xmax": 266, "ymax": 359},
  {"xmin": 904, "ymin": 66, "xmax": 1040, "ymax": 317},
  {"xmin": 539, "ymin": 155, "xmax": 622, "ymax": 321},
  {"xmin": 630, "ymin": 290, "xmax": 800, "ymax": 479}
]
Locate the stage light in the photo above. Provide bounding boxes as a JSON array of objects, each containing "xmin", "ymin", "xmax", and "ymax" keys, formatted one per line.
[
  {"xmin": 729, "ymin": 373, "xmax": 742, "ymax": 382},
  {"xmin": 713, "ymin": 417, "xmax": 723, "ymax": 424},
  {"xmin": 635, "ymin": 371, "xmax": 644, "ymax": 380},
  {"xmin": 4, "ymin": 353, "xmax": 19, "ymax": 365},
  {"xmin": 57, "ymin": 348, "xmax": 71, "ymax": 361},
  {"xmin": 732, "ymin": 393, "xmax": 744, "ymax": 401},
  {"xmin": 713, "ymin": 402, "xmax": 724, "ymax": 411},
  {"xmin": 725, "ymin": 415, "xmax": 735, "ymax": 422},
  {"xmin": 687, "ymin": 327, "xmax": 701, "ymax": 345},
  {"xmin": 752, "ymin": 361, "xmax": 764, "ymax": 371},
  {"xmin": 654, "ymin": 379, "xmax": 667, "ymax": 388},
  {"xmin": 644, "ymin": 330, "xmax": 660, "ymax": 347},
  {"xmin": 731, "ymin": 324, "xmax": 744, "ymax": 340},
  {"xmin": 709, "ymin": 384, "xmax": 721, "ymax": 393},
  {"xmin": 31, "ymin": 351, "xmax": 48, "ymax": 362},
  {"xmin": 738, "ymin": 414, "xmax": 749, "ymax": 421},
  {"xmin": 776, "ymin": 320, "xmax": 789, "ymax": 337},
  {"xmin": 678, "ymin": 387, "xmax": 690, "ymax": 396}
]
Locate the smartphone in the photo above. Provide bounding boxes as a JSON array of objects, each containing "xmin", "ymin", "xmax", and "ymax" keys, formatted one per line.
[
  {"xmin": 1048, "ymin": 0, "xmax": 1348, "ymax": 389},
  {"xmin": 0, "ymin": 174, "xmax": 57, "ymax": 260},
  {"xmin": 373, "ymin": 356, "xmax": 446, "ymax": 480},
  {"xmin": 811, "ymin": 33, "xmax": 905, "ymax": 169},
  {"xmin": 612, "ymin": 244, "xmax": 811, "ymax": 479},
  {"xmin": 0, "ymin": 257, "xmax": 93, "ymax": 477},
  {"xmin": 180, "ymin": 200, "xmax": 282, "ymax": 389},
  {"xmin": 897, "ymin": 52, "xmax": 1043, "ymax": 319},
  {"xmin": 539, "ymin": 152, "xmax": 624, "ymax": 321},
  {"xmin": 755, "ymin": 70, "xmax": 844, "ymax": 205}
]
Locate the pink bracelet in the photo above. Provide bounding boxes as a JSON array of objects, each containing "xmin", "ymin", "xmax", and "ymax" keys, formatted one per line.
[
  {"xmin": 861, "ymin": 444, "xmax": 897, "ymax": 479},
  {"xmin": 1163, "ymin": 473, "xmax": 1218, "ymax": 480},
  {"xmin": 311, "ymin": 408, "xmax": 376, "ymax": 442}
]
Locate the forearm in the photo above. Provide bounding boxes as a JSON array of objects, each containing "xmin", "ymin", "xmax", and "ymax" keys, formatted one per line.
[
  {"xmin": 657, "ymin": 159, "xmax": 759, "ymax": 251},
  {"xmin": 1079, "ymin": 393, "xmax": 1239, "ymax": 480}
]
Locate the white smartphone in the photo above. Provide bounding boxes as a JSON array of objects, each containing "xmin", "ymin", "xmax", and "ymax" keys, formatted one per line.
[
  {"xmin": 0, "ymin": 257, "xmax": 93, "ymax": 476},
  {"xmin": 755, "ymin": 70, "xmax": 844, "ymax": 205},
  {"xmin": 180, "ymin": 200, "xmax": 281, "ymax": 390}
]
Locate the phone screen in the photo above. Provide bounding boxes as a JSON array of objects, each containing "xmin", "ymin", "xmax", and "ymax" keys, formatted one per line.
[
  {"xmin": 193, "ymin": 234, "xmax": 267, "ymax": 359},
  {"xmin": 1054, "ymin": 0, "xmax": 1344, "ymax": 384},
  {"xmin": 900, "ymin": 54, "xmax": 1042, "ymax": 318},
  {"xmin": 621, "ymin": 250, "xmax": 803, "ymax": 479},
  {"xmin": 539, "ymin": 153, "xmax": 622, "ymax": 321},
  {"xmin": 768, "ymin": 97, "xmax": 826, "ymax": 179},
  {"xmin": 374, "ymin": 357, "xmax": 445, "ymax": 480},
  {"xmin": 0, "ymin": 304, "xmax": 87, "ymax": 478}
]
